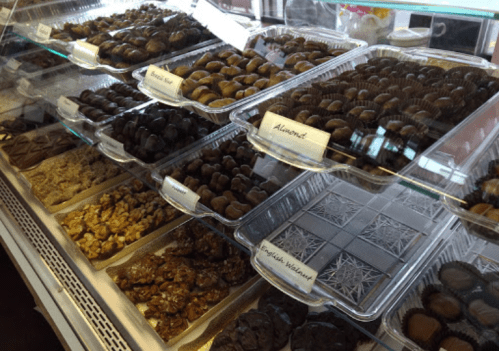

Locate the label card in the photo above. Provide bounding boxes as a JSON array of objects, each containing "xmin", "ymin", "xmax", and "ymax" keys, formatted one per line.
[
  {"xmin": 57, "ymin": 96, "xmax": 79, "ymax": 118},
  {"xmin": 100, "ymin": 133, "xmax": 126, "ymax": 158},
  {"xmin": 19, "ymin": 78, "xmax": 31, "ymax": 93},
  {"xmin": 0, "ymin": 7, "xmax": 11, "ymax": 25},
  {"xmin": 258, "ymin": 111, "xmax": 330, "ymax": 162},
  {"xmin": 36, "ymin": 23, "xmax": 52, "ymax": 40},
  {"xmin": 256, "ymin": 240, "xmax": 318, "ymax": 293},
  {"xmin": 73, "ymin": 40, "xmax": 99, "ymax": 65},
  {"xmin": 143, "ymin": 65, "xmax": 183, "ymax": 99},
  {"xmin": 161, "ymin": 176, "xmax": 200, "ymax": 211},
  {"xmin": 193, "ymin": 0, "xmax": 249, "ymax": 51},
  {"xmin": 6, "ymin": 58, "xmax": 21, "ymax": 71}
]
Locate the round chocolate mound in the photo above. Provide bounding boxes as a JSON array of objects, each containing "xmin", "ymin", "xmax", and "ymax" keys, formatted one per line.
[
  {"xmin": 422, "ymin": 285, "xmax": 463, "ymax": 322},
  {"xmin": 258, "ymin": 287, "xmax": 308, "ymax": 327},
  {"xmin": 291, "ymin": 322, "xmax": 346, "ymax": 351},
  {"xmin": 438, "ymin": 262, "xmax": 479, "ymax": 292},
  {"xmin": 403, "ymin": 309, "xmax": 444, "ymax": 347}
]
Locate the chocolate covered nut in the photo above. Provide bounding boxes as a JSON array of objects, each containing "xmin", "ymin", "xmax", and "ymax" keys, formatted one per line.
[
  {"xmin": 246, "ymin": 187, "xmax": 268, "ymax": 206},
  {"xmin": 225, "ymin": 201, "xmax": 252, "ymax": 219},
  {"xmin": 197, "ymin": 185, "xmax": 216, "ymax": 206},
  {"xmin": 209, "ymin": 172, "xmax": 230, "ymax": 192},
  {"xmin": 202, "ymin": 148, "xmax": 221, "ymax": 163},
  {"xmin": 201, "ymin": 164, "xmax": 217, "ymax": 178},
  {"xmin": 210, "ymin": 196, "xmax": 229, "ymax": 215},
  {"xmin": 222, "ymin": 191, "xmax": 238, "ymax": 203},
  {"xmin": 184, "ymin": 176, "xmax": 200, "ymax": 191},
  {"xmin": 222, "ymin": 156, "xmax": 238, "ymax": 171},
  {"xmin": 187, "ymin": 159, "xmax": 203, "ymax": 173}
]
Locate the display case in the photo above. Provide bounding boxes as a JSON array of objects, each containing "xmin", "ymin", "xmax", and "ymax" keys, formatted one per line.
[{"xmin": 1, "ymin": 0, "xmax": 499, "ymax": 351}]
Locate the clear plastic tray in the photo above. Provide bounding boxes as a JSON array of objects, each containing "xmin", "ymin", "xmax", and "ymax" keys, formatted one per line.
[
  {"xmin": 13, "ymin": 1, "xmax": 177, "ymax": 51},
  {"xmin": 382, "ymin": 220, "xmax": 499, "ymax": 350},
  {"xmin": 234, "ymin": 171, "xmax": 456, "ymax": 321},
  {"xmin": 230, "ymin": 45, "xmax": 499, "ymax": 193},
  {"xmin": 0, "ymin": 47, "xmax": 72, "ymax": 81},
  {"xmin": 441, "ymin": 122, "xmax": 499, "ymax": 245},
  {"xmin": 67, "ymin": 38, "xmax": 220, "ymax": 83},
  {"xmin": 21, "ymin": 144, "xmax": 130, "ymax": 213},
  {"xmin": 150, "ymin": 124, "xmax": 304, "ymax": 226},
  {"xmin": 105, "ymin": 217, "xmax": 259, "ymax": 347},
  {"xmin": 133, "ymin": 25, "xmax": 367, "ymax": 125},
  {"xmin": 95, "ymin": 106, "xmax": 232, "ymax": 170},
  {"xmin": 53, "ymin": 177, "xmax": 186, "ymax": 269}
]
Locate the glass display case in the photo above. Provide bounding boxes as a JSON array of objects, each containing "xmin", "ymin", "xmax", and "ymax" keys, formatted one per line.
[{"xmin": 0, "ymin": 0, "xmax": 499, "ymax": 350}]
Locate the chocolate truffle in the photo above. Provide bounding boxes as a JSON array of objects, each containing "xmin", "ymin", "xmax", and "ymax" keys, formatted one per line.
[
  {"xmin": 405, "ymin": 312, "xmax": 443, "ymax": 344},
  {"xmin": 439, "ymin": 263, "xmax": 477, "ymax": 291},
  {"xmin": 425, "ymin": 290, "xmax": 462, "ymax": 321},
  {"xmin": 439, "ymin": 336, "xmax": 474, "ymax": 351},
  {"xmin": 468, "ymin": 299, "xmax": 499, "ymax": 327}
]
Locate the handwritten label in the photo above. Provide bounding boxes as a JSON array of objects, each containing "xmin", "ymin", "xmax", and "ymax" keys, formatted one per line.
[
  {"xmin": 0, "ymin": 7, "xmax": 11, "ymax": 25},
  {"xmin": 144, "ymin": 65, "xmax": 183, "ymax": 99},
  {"xmin": 5, "ymin": 58, "xmax": 21, "ymax": 71},
  {"xmin": 36, "ymin": 23, "xmax": 52, "ymax": 40},
  {"xmin": 258, "ymin": 111, "xmax": 330, "ymax": 162},
  {"xmin": 161, "ymin": 176, "xmax": 200, "ymax": 211},
  {"xmin": 57, "ymin": 96, "xmax": 79, "ymax": 118},
  {"xmin": 193, "ymin": 0, "xmax": 249, "ymax": 51},
  {"xmin": 19, "ymin": 78, "xmax": 31, "ymax": 93},
  {"xmin": 100, "ymin": 133, "xmax": 126, "ymax": 158},
  {"xmin": 73, "ymin": 40, "xmax": 99, "ymax": 65},
  {"xmin": 256, "ymin": 240, "xmax": 318, "ymax": 293}
]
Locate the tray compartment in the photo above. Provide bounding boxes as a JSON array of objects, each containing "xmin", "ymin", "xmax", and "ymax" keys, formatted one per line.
[
  {"xmin": 382, "ymin": 221, "xmax": 499, "ymax": 350},
  {"xmin": 235, "ymin": 171, "xmax": 455, "ymax": 321}
]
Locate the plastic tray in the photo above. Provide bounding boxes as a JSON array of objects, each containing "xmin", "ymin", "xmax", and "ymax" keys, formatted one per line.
[
  {"xmin": 56, "ymin": 76, "xmax": 150, "ymax": 127},
  {"xmin": 13, "ymin": 1, "xmax": 177, "ymax": 51},
  {"xmin": 21, "ymin": 144, "xmax": 130, "ymax": 213},
  {"xmin": 382, "ymin": 220, "xmax": 499, "ymax": 350},
  {"xmin": 105, "ymin": 217, "xmax": 259, "ymax": 347},
  {"xmin": 1, "ymin": 47, "xmax": 72, "ymax": 81},
  {"xmin": 134, "ymin": 25, "xmax": 367, "ymax": 125},
  {"xmin": 67, "ymin": 37, "xmax": 220, "ymax": 83},
  {"xmin": 230, "ymin": 45, "xmax": 499, "ymax": 193},
  {"xmin": 442, "ymin": 122, "xmax": 499, "ymax": 245},
  {"xmin": 150, "ymin": 124, "xmax": 304, "ymax": 226},
  {"xmin": 0, "ymin": 122, "xmax": 81, "ymax": 172},
  {"xmin": 53, "ymin": 178, "xmax": 187, "ymax": 269},
  {"xmin": 234, "ymin": 171, "xmax": 456, "ymax": 321},
  {"xmin": 95, "ymin": 104, "xmax": 232, "ymax": 170}
]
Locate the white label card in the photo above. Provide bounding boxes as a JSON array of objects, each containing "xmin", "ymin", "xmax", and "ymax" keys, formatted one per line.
[
  {"xmin": 0, "ymin": 7, "xmax": 11, "ymax": 25},
  {"xmin": 73, "ymin": 40, "xmax": 99, "ymax": 65},
  {"xmin": 258, "ymin": 111, "xmax": 331, "ymax": 162},
  {"xmin": 256, "ymin": 240, "xmax": 318, "ymax": 293},
  {"xmin": 6, "ymin": 58, "xmax": 21, "ymax": 71},
  {"xmin": 19, "ymin": 78, "xmax": 31, "ymax": 93},
  {"xmin": 161, "ymin": 176, "xmax": 200, "ymax": 212},
  {"xmin": 57, "ymin": 96, "xmax": 79, "ymax": 118},
  {"xmin": 100, "ymin": 133, "xmax": 126, "ymax": 158},
  {"xmin": 36, "ymin": 23, "xmax": 52, "ymax": 40},
  {"xmin": 143, "ymin": 65, "xmax": 183, "ymax": 99},
  {"xmin": 193, "ymin": 0, "xmax": 249, "ymax": 51}
]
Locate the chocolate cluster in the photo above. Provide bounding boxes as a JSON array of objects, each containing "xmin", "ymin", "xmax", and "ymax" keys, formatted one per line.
[
  {"xmin": 67, "ymin": 82, "xmax": 149, "ymax": 123},
  {"xmin": 211, "ymin": 287, "xmax": 380, "ymax": 351},
  {"xmin": 112, "ymin": 218, "xmax": 253, "ymax": 342},
  {"xmin": 174, "ymin": 34, "xmax": 349, "ymax": 108},
  {"xmin": 110, "ymin": 102, "xmax": 222, "ymax": 163},
  {"xmin": 51, "ymin": 4, "xmax": 174, "ymax": 41},
  {"xmin": 88, "ymin": 13, "xmax": 214, "ymax": 68},
  {"xmin": 61, "ymin": 179, "xmax": 181, "ymax": 260},
  {"xmin": 160, "ymin": 132, "xmax": 301, "ymax": 220}
]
